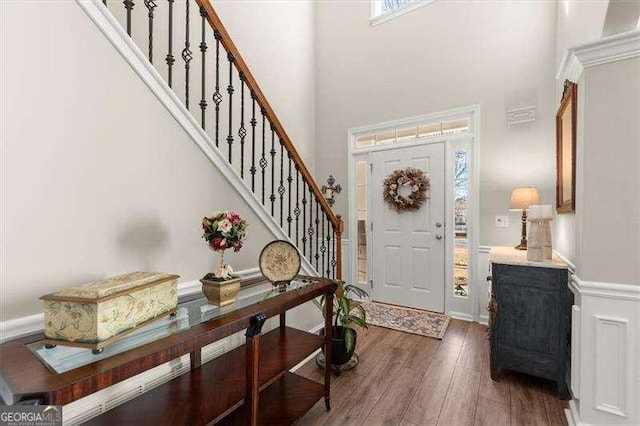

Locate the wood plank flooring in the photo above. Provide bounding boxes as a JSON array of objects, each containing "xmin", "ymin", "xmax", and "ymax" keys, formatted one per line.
[{"xmin": 296, "ymin": 321, "xmax": 568, "ymax": 426}]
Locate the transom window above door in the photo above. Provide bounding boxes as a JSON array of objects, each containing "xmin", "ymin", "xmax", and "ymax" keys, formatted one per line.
[
  {"xmin": 371, "ymin": 0, "xmax": 436, "ymax": 26},
  {"xmin": 355, "ymin": 117, "xmax": 470, "ymax": 149}
]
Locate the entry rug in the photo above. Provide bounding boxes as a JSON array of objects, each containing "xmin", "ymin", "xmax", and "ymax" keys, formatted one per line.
[{"xmin": 361, "ymin": 301, "xmax": 450, "ymax": 340}]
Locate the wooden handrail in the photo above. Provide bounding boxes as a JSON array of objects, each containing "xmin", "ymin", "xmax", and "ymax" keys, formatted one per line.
[{"xmin": 195, "ymin": 0, "xmax": 343, "ymax": 279}]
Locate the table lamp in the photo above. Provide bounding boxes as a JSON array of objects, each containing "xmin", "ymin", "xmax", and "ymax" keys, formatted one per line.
[{"xmin": 509, "ymin": 187, "xmax": 540, "ymax": 250}]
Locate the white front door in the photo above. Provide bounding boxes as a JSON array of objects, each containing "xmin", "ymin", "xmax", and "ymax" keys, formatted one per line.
[{"xmin": 371, "ymin": 142, "xmax": 446, "ymax": 312}]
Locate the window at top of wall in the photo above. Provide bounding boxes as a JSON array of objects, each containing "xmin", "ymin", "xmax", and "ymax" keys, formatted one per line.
[
  {"xmin": 354, "ymin": 117, "xmax": 470, "ymax": 149},
  {"xmin": 371, "ymin": 0, "xmax": 435, "ymax": 26}
]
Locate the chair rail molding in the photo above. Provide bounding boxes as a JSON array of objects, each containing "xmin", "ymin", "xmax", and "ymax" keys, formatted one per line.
[
  {"xmin": 74, "ymin": 0, "xmax": 319, "ymax": 277},
  {"xmin": 567, "ymin": 273, "xmax": 639, "ymax": 426},
  {"xmin": 557, "ymin": 29, "xmax": 640, "ymax": 82}
]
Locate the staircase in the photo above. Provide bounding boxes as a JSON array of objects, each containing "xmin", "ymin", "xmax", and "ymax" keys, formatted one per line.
[{"xmin": 81, "ymin": 0, "xmax": 343, "ymax": 280}]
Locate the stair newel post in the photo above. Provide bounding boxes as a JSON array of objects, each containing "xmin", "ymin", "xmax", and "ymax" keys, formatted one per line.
[
  {"xmin": 336, "ymin": 215, "xmax": 343, "ymax": 280},
  {"xmin": 323, "ymin": 284, "xmax": 334, "ymax": 411},
  {"xmin": 245, "ymin": 313, "xmax": 266, "ymax": 426}
]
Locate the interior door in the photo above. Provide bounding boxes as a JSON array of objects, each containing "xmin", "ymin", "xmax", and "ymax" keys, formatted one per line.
[{"xmin": 371, "ymin": 142, "xmax": 445, "ymax": 312}]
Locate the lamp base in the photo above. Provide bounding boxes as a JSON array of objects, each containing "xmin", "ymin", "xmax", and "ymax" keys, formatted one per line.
[{"xmin": 514, "ymin": 242, "xmax": 527, "ymax": 250}]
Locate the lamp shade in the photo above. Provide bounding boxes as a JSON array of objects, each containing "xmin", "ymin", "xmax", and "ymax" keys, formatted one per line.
[{"xmin": 509, "ymin": 187, "xmax": 540, "ymax": 211}]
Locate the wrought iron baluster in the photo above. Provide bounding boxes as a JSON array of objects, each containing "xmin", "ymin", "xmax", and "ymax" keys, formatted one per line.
[
  {"xmin": 239, "ymin": 74, "xmax": 247, "ymax": 178},
  {"xmin": 227, "ymin": 54, "xmax": 235, "ymax": 163},
  {"xmin": 198, "ymin": 6, "xmax": 207, "ymax": 128},
  {"xmin": 321, "ymin": 215, "xmax": 326, "ymax": 278},
  {"xmin": 270, "ymin": 128, "xmax": 276, "ymax": 216},
  {"xmin": 315, "ymin": 199, "xmax": 320, "ymax": 271},
  {"xmin": 123, "ymin": 0, "xmax": 134, "ymax": 35},
  {"xmin": 250, "ymin": 94, "xmax": 257, "ymax": 191},
  {"xmin": 144, "ymin": 0, "xmax": 156, "ymax": 62},
  {"xmin": 213, "ymin": 31, "xmax": 222, "ymax": 147},
  {"xmin": 166, "ymin": 0, "xmax": 174, "ymax": 87},
  {"xmin": 278, "ymin": 139, "xmax": 285, "ymax": 227},
  {"xmin": 302, "ymin": 180, "xmax": 307, "ymax": 256},
  {"xmin": 260, "ymin": 111, "xmax": 267, "ymax": 205},
  {"xmin": 331, "ymin": 227, "xmax": 337, "ymax": 279},
  {"xmin": 103, "ymin": 0, "xmax": 107, "ymax": 5},
  {"xmin": 287, "ymin": 153, "xmax": 292, "ymax": 236},
  {"xmin": 326, "ymin": 223, "xmax": 332, "ymax": 277},
  {"xmin": 181, "ymin": 0, "xmax": 193, "ymax": 109},
  {"xmin": 308, "ymin": 195, "xmax": 313, "ymax": 264},
  {"xmin": 295, "ymin": 167, "xmax": 300, "ymax": 246}
]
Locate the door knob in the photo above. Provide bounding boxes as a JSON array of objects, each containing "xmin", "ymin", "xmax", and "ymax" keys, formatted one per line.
[
  {"xmin": 436, "ymin": 234, "xmax": 443, "ymax": 240},
  {"xmin": 436, "ymin": 222, "xmax": 443, "ymax": 228}
]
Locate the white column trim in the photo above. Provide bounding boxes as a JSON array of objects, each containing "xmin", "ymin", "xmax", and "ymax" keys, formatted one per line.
[
  {"xmin": 571, "ymin": 274, "xmax": 640, "ymax": 301},
  {"xmin": 74, "ymin": 0, "xmax": 318, "ymax": 277},
  {"xmin": 557, "ymin": 30, "xmax": 640, "ymax": 82}
]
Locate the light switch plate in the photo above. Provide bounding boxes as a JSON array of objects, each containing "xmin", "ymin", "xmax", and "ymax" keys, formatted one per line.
[{"xmin": 495, "ymin": 215, "xmax": 509, "ymax": 228}]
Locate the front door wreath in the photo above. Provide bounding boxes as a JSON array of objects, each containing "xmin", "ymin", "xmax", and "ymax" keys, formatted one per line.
[{"xmin": 382, "ymin": 167, "xmax": 429, "ymax": 212}]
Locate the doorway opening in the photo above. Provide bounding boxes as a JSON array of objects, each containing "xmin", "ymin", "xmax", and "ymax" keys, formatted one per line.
[{"xmin": 347, "ymin": 106, "xmax": 480, "ymax": 320}]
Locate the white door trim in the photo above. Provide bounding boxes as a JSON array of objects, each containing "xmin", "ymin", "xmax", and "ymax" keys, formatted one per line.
[{"xmin": 347, "ymin": 105, "xmax": 480, "ymax": 319}]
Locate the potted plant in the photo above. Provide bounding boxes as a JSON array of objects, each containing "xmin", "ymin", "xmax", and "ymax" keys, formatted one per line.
[
  {"xmin": 315, "ymin": 281, "xmax": 369, "ymax": 366},
  {"xmin": 200, "ymin": 211, "xmax": 248, "ymax": 306}
]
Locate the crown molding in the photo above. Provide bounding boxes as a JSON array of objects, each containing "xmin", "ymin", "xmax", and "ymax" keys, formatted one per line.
[{"xmin": 557, "ymin": 30, "xmax": 640, "ymax": 82}]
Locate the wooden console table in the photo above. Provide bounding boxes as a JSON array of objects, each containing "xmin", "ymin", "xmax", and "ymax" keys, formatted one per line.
[{"xmin": 0, "ymin": 276, "xmax": 336, "ymax": 425}]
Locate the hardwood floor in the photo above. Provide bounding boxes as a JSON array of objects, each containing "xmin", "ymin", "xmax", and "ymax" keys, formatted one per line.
[{"xmin": 296, "ymin": 321, "xmax": 568, "ymax": 426}]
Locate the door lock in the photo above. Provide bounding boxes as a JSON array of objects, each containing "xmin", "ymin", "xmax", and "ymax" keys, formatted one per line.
[
  {"xmin": 436, "ymin": 234, "xmax": 443, "ymax": 240},
  {"xmin": 436, "ymin": 222, "xmax": 443, "ymax": 228}
]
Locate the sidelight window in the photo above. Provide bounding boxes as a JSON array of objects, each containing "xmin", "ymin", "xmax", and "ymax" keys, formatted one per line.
[{"xmin": 454, "ymin": 149, "xmax": 469, "ymax": 298}]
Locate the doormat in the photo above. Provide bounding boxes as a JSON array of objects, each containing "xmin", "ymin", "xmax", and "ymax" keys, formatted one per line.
[{"xmin": 361, "ymin": 301, "xmax": 450, "ymax": 340}]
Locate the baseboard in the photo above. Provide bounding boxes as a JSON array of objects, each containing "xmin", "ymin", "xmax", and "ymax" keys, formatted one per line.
[
  {"xmin": 448, "ymin": 311, "xmax": 474, "ymax": 322},
  {"xmin": 565, "ymin": 400, "xmax": 584, "ymax": 426},
  {"xmin": 0, "ymin": 268, "xmax": 264, "ymax": 343},
  {"xmin": 477, "ymin": 314, "xmax": 489, "ymax": 326}
]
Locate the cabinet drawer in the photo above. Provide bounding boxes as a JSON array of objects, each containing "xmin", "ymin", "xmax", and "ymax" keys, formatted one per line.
[{"xmin": 493, "ymin": 263, "xmax": 567, "ymax": 291}]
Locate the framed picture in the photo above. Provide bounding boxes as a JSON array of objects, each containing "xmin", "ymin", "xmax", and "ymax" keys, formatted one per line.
[{"xmin": 556, "ymin": 80, "xmax": 577, "ymax": 214}]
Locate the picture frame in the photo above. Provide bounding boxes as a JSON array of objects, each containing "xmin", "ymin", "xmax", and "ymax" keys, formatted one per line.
[{"xmin": 556, "ymin": 80, "xmax": 577, "ymax": 214}]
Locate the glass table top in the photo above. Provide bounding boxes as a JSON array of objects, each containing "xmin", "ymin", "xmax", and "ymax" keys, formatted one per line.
[{"xmin": 28, "ymin": 277, "xmax": 317, "ymax": 374}]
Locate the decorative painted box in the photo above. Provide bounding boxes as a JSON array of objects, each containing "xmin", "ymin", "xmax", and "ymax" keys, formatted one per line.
[{"xmin": 40, "ymin": 271, "xmax": 179, "ymax": 352}]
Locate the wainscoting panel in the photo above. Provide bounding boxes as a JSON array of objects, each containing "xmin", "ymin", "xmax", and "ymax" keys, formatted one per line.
[{"xmin": 594, "ymin": 315, "xmax": 628, "ymax": 418}]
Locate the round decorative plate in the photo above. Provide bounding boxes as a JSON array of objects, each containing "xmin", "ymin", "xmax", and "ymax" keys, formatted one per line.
[{"xmin": 259, "ymin": 240, "xmax": 301, "ymax": 284}]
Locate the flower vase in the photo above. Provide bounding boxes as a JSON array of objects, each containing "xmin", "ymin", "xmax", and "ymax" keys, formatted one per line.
[{"xmin": 200, "ymin": 251, "xmax": 240, "ymax": 306}]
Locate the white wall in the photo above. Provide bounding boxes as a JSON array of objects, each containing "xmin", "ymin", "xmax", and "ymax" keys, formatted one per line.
[
  {"xmin": 213, "ymin": 0, "xmax": 316, "ymax": 174},
  {"xmin": 314, "ymin": 0, "xmax": 557, "ymax": 247},
  {"xmin": 578, "ymin": 57, "xmax": 639, "ymax": 285},
  {"xmin": 0, "ymin": 0, "xmax": 318, "ymax": 322}
]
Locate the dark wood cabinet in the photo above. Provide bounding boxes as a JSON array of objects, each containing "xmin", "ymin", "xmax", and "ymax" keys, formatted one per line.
[{"xmin": 489, "ymin": 248, "xmax": 570, "ymax": 399}]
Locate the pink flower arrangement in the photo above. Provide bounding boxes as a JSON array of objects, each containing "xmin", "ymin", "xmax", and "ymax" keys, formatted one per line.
[
  {"xmin": 202, "ymin": 211, "xmax": 248, "ymax": 253},
  {"xmin": 202, "ymin": 211, "xmax": 248, "ymax": 280}
]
